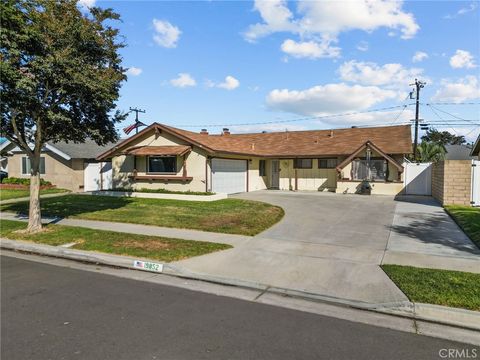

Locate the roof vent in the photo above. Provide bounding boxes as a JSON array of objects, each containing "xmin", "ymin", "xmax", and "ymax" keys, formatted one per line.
[
  {"xmin": 200, "ymin": 129, "xmax": 209, "ymax": 135},
  {"xmin": 251, "ymin": 143, "xmax": 255, "ymax": 150},
  {"xmin": 329, "ymin": 130, "xmax": 334, "ymax": 137},
  {"xmin": 222, "ymin": 128, "xmax": 230, "ymax": 136}
]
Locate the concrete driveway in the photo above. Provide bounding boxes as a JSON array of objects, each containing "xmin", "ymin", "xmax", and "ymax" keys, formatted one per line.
[
  {"xmin": 174, "ymin": 191, "xmax": 407, "ymax": 306},
  {"xmin": 173, "ymin": 191, "xmax": 479, "ymax": 306}
]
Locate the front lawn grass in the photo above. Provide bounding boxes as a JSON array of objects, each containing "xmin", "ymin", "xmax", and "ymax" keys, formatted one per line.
[
  {"xmin": 0, "ymin": 188, "xmax": 69, "ymax": 201},
  {"xmin": 0, "ymin": 194, "xmax": 284, "ymax": 236},
  {"xmin": 445, "ymin": 205, "xmax": 480, "ymax": 247},
  {"xmin": 0, "ymin": 219, "xmax": 231, "ymax": 262},
  {"xmin": 382, "ymin": 264, "xmax": 480, "ymax": 311}
]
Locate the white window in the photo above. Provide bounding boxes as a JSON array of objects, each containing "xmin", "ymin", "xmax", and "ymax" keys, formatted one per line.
[
  {"xmin": 352, "ymin": 159, "xmax": 387, "ymax": 181},
  {"xmin": 22, "ymin": 157, "xmax": 45, "ymax": 175}
]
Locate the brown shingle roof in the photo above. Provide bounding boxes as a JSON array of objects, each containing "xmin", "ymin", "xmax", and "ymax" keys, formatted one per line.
[
  {"xmin": 97, "ymin": 123, "xmax": 412, "ymax": 160},
  {"xmin": 162, "ymin": 123, "xmax": 412, "ymax": 157}
]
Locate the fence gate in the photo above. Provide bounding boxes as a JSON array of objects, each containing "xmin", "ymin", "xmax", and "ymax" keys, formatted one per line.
[
  {"xmin": 84, "ymin": 162, "xmax": 112, "ymax": 192},
  {"xmin": 404, "ymin": 162, "xmax": 432, "ymax": 195},
  {"xmin": 472, "ymin": 160, "xmax": 480, "ymax": 207}
]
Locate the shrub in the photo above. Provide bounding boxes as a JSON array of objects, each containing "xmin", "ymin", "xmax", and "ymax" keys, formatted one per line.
[
  {"xmin": 112, "ymin": 187, "xmax": 215, "ymax": 196},
  {"xmin": 2, "ymin": 177, "xmax": 52, "ymax": 186}
]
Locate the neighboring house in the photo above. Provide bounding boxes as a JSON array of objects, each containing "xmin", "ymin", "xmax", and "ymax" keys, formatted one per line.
[
  {"xmin": 1, "ymin": 140, "xmax": 117, "ymax": 191},
  {"xmin": 444, "ymin": 144, "xmax": 474, "ymax": 160},
  {"xmin": 471, "ymin": 135, "xmax": 480, "ymax": 160},
  {"xmin": 97, "ymin": 123, "xmax": 412, "ymax": 195}
]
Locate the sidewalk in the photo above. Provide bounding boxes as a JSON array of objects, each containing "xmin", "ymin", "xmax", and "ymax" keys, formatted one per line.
[
  {"xmin": 0, "ymin": 212, "xmax": 246, "ymax": 247},
  {"xmin": 382, "ymin": 196, "xmax": 480, "ymax": 274}
]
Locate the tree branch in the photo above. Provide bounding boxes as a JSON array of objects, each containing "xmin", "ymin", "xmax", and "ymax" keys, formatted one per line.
[{"xmin": 10, "ymin": 111, "xmax": 33, "ymax": 156}]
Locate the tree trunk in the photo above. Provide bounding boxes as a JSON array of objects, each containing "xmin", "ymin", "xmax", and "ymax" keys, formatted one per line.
[{"xmin": 27, "ymin": 155, "xmax": 42, "ymax": 233}]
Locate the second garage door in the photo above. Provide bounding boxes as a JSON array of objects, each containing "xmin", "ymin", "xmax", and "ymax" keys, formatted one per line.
[{"xmin": 211, "ymin": 158, "xmax": 247, "ymax": 194}]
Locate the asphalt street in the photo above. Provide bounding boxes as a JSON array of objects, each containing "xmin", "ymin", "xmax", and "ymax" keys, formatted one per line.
[{"xmin": 1, "ymin": 255, "xmax": 476, "ymax": 360}]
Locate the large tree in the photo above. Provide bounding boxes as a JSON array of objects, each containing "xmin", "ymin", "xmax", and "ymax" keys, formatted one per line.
[
  {"xmin": 1, "ymin": 0, "xmax": 126, "ymax": 232},
  {"xmin": 421, "ymin": 128, "xmax": 466, "ymax": 146}
]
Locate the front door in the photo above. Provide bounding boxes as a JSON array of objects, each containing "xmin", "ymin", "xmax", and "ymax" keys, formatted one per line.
[{"xmin": 271, "ymin": 160, "xmax": 280, "ymax": 189}]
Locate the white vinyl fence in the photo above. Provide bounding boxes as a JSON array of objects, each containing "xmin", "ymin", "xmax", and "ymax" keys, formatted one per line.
[
  {"xmin": 472, "ymin": 160, "xmax": 480, "ymax": 207},
  {"xmin": 404, "ymin": 162, "xmax": 432, "ymax": 196}
]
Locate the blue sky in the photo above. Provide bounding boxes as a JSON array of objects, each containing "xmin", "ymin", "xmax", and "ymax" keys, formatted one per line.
[{"xmin": 88, "ymin": 0, "xmax": 479, "ymax": 141}]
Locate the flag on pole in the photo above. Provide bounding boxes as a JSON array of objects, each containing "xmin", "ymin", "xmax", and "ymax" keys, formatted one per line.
[{"xmin": 123, "ymin": 121, "xmax": 146, "ymax": 135}]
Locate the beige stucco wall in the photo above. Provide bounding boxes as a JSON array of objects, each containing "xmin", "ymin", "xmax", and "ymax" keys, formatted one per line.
[
  {"xmin": 336, "ymin": 181, "xmax": 404, "ymax": 195},
  {"xmin": 112, "ymin": 131, "xmax": 209, "ymax": 192},
  {"xmin": 276, "ymin": 159, "xmax": 337, "ymax": 191},
  {"xmin": 8, "ymin": 152, "xmax": 84, "ymax": 191}
]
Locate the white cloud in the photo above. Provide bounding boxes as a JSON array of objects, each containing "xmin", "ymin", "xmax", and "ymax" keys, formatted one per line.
[
  {"xmin": 244, "ymin": 0, "xmax": 419, "ymax": 43},
  {"xmin": 281, "ymin": 38, "xmax": 340, "ymax": 59},
  {"xmin": 243, "ymin": 0, "xmax": 296, "ymax": 42},
  {"xmin": 338, "ymin": 60, "xmax": 424, "ymax": 89},
  {"xmin": 77, "ymin": 0, "xmax": 95, "ymax": 11},
  {"xmin": 152, "ymin": 19, "xmax": 181, "ymax": 48},
  {"xmin": 126, "ymin": 67, "xmax": 142, "ymax": 76},
  {"xmin": 432, "ymin": 76, "xmax": 480, "ymax": 103},
  {"xmin": 170, "ymin": 73, "xmax": 196, "ymax": 88},
  {"xmin": 208, "ymin": 76, "xmax": 240, "ymax": 90},
  {"xmin": 412, "ymin": 51, "xmax": 428, "ymax": 63},
  {"xmin": 444, "ymin": 2, "xmax": 478, "ymax": 19},
  {"xmin": 356, "ymin": 41, "xmax": 369, "ymax": 52},
  {"xmin": 449, "ymin": 50, "xmax": 477, "ymax": 69},
  {"xmin": 218, "ymin": 76, "xmax": 240, "ymax": 90},
  {"xmin": 266, "ymin": 83, "xmax": 397, "ymax": 117}
]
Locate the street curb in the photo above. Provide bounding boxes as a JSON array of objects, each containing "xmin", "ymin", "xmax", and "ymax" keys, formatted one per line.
[{"xmin": 2, "ymin": 238, "xmax": 479, "ymax": 332}]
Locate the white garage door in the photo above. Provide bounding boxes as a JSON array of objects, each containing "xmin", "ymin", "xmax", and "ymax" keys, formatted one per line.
[{"xmin": 211, "ymin": 158, "xmax": 247, "ymax": 194}]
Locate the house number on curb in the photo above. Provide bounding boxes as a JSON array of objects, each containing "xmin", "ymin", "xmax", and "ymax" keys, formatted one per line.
[{"xmin": 133, "ymin": 260, "xmax": 163, "ymax": 273}]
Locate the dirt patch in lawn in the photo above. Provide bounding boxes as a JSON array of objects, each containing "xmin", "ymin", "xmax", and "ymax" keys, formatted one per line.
[{"xmin": 112, "ymin": 239, "xmax": 170, "ymax": 251}]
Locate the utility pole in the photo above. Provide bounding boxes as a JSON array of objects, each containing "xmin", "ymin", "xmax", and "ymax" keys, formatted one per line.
[
  {"xmin": 129, "ymin": 107, "xmax": 146, "ymax": 134},
  {"xmin": 410, "ymin": 79, "xmax": 426, "ymax": 159}
]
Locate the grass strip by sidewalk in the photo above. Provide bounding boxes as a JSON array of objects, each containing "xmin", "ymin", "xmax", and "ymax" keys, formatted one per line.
[
  {"xmin": 0, "ymin": 188, "xmax": 69, "ymax": 201},
  {"xmin": 382, "ymin": 264, "xmax": 480, "ymax": 311},
  {"xmin": 0, "ymin": 194, "xmax": 284, "ymax": 236},
  {"xmin": 0, "ymin": 219, "xmax": 232, "ymax": 262},
  {"xmin": 444, "ymin": 205, "xmax": 480, "ymax": 248}
]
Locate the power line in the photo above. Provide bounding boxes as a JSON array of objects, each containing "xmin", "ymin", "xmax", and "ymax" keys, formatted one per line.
[
  {"xmin": 427, "ymin": 104, "xmax": 458, "ymax": 134},
  {"xmin": 423, "ymin": 102, "xmax": 480, "ymax": 106},
  {"xmin": 175, "ymin": 104, "xmax": 414, "ymax": 128},
  {"xmin": 427, "ymin": 104, "xmax": 477, "ymax": 124}
]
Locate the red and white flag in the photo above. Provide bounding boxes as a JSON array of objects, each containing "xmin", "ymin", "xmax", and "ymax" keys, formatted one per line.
[{"xmin": 123, "ymin": 121, "xmax": 146, "ymax": 135}]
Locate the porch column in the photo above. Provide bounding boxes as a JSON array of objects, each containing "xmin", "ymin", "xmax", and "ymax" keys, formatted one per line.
[{"xmin": 182, "ymin": 154, "xmax": 188, "ymax": 178}]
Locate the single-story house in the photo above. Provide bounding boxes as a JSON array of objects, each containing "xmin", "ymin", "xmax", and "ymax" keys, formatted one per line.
[
  {"xmin": 445, "ymin": 144, "xmax": 474, "ymax": 160},
  {"xmin": 97, "ymin": 123, "xmax": 412, "ymax": 195},
  {"xmin": 1, "ymin": 139, "xmax": 116, "ymax": 192},
  {"xmin": 471, "ymin": 134, "xmax": 480, "ymax": 160}
]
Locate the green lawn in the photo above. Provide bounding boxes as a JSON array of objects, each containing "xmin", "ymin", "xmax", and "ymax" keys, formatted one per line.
[
  {"xmin": 0, "ymin": 194, "xmax": 284, "ymax": 236},
  {"xmin": 0, "ymin": 188, "xmax": 69, "ymax": 201},
  {"xmin": 0, "ymin": 219, "xmax": 231, "ymax": 262},
  {"xmin": 445, "ymin": 205, "xmax": 480, "ymax": 247},
  {"xmin": 382, "ymin": 265, "xmax": 480, "ymax": 311}
]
